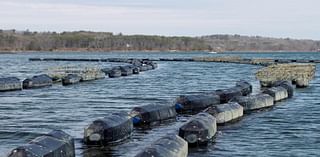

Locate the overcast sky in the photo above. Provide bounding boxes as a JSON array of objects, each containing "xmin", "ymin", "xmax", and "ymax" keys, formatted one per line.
[{"xmin": 0, "ymin": 0, "xmax": 319, "ymax": 39}]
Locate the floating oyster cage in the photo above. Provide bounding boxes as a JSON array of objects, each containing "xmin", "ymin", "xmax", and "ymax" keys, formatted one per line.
[
  {"xmin": 47, "ymin": 66, "xmax": 104, "ymax": 79},
  {"xmin": 48, "ymin": 66, "xmax": 102, "ymax": 73}
]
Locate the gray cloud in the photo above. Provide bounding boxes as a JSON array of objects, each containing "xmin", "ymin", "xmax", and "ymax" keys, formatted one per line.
[{"xmin": 0, "ymin": 0, "xmax": 319, "ymax": 39}]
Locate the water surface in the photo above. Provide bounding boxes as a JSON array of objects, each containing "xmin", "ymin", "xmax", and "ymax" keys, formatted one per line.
[{"xmin": 0, "ymin": 52, "xmax": 319, "ymax": 157}]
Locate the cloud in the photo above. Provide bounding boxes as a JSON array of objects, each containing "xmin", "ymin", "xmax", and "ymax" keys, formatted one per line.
[{"xmin": 0, "ymin": 0, "xmax": 216, "ymax": 31}]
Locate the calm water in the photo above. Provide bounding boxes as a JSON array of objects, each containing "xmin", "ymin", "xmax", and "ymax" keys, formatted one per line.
[{"xmin": 0, "ymin": 52, "xmax": 319, "ymax": 157}]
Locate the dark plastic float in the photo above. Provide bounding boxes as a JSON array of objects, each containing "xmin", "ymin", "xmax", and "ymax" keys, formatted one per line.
[
  {"xmin": 108, "ymin": 67, "xmax": 122, "ymax": 78},
  {"xmin": 7, "ymin": 130, "xmax": 75, "ymax": 157},
  {"xmin": 273, "ymin": 80, "xmax": 294, "ymax": 98},
  {"xmin": 175, "ymin": 94, "xmax": 220, "ymax": 112},
  {"xmin": 120, "ymin": 66, "xmax": 133, "ymax": 76},
  {"xmin": 62, "ymin": 74, "xmax": 81, "ymax": 86},
  {"xmin": 135, "ymin": 134, "xmax": 188, "ymax": 157},
  {"xmin": 0, "ymin": 77, "xmax": 22, "ymax": 92},
  {"xmin": 235, "ymin": 80, "xmax": 253, "ymax": 96},
  {"xmin": 130, "ymin": 104, "xmax": 176, "ymax": 126},
  {"xmin": 214, "ymin": 86, "xmax": 243, "ymax": 103},
  {"xmin": 22, "ymin": 74, "xmax": 53, "ymax": 89},
  {"xmin": 179, "ymin": 112, "xmax": 217, "ymax": 146},
  {"xmin": 84, "ymin": 112, "xmax": 133, "ymax": 145}
]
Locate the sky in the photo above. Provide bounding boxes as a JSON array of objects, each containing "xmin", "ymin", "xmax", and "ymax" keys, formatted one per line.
[{"xmin": 0, "ymin": 0, "xmax": 319, "ymax": 39}]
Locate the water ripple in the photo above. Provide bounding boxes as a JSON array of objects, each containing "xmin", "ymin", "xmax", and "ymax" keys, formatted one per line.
[{"xmin": 0, "ymin": 52, "xmax": 320, "ymax": 157}]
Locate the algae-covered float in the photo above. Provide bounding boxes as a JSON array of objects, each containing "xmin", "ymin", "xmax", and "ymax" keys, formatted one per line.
[
  {"xmin": 130, "ymin": 104, "xmax": 176, "ymax": 126},
  {"xmin": 84, "ymin": 112, "xmax": 133, "ymax": 145},
  {"xmin": 48, "ymin": 66, "xmax": 105, "ymax": 82},
  {"xmin": 7, "ymin": 130, "xmax": 75, "ymax": 157},
  {"xmin": 179, "ymin": 112, "xmax": 217, "ymax": 146},
  {"xmin": 79, "ymin": 68, "xmax": 105, "ymax": 81},
  {"xmin": 256, "ymin": 63, "xmax": 316, "ymax": 88},
  {"xmin": 135, "ymin": 134, "xmax": 188, "ymax": 157},
  {"xmin": 0, "ymin": 77, "xmax": 22, "ymax": 92}
]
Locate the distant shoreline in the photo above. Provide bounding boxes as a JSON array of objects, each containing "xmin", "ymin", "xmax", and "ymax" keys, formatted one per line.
[
  {"xmin": 1, "ymin": 31, "xmax": 320, "ymax": 54},
  {"xmin": 1, "ymin": 50, "xmax": 319, "ymax": 54}
]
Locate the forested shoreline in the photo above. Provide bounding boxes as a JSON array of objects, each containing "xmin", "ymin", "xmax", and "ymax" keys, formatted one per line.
[{"xmin": 1, "ymin": 30, "xmax": 320, "ymax": 52}]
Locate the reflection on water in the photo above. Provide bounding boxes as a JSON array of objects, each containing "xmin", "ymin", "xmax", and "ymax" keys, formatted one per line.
[{"xmin": 0, "ymin": 52, "xmax": 320, "ymax": 157}]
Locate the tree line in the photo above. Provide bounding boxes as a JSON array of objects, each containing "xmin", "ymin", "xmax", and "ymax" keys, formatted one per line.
[{"xmin": 0, "ymin": 30, "xmax": 319, "ymax": 52}]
